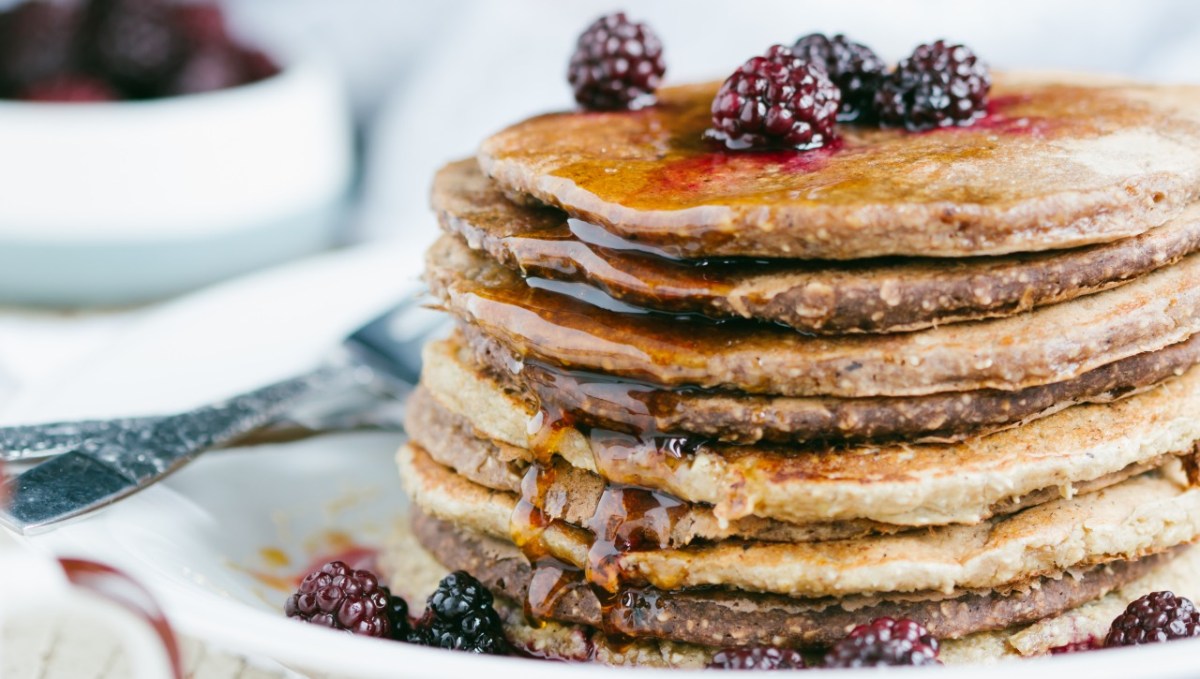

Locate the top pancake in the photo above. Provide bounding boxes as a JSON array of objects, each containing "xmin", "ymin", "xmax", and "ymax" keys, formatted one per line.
[
  {"xmin": 479, "ymin": 73, "xmax": 1200, "ymax": 260},
  {"xmin": 435, "ymin": 159, "xmax": 1200, "ymax": 335}
]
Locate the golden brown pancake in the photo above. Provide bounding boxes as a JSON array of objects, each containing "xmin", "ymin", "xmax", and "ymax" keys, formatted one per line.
[
  {"xmin": 480, "ymin": 74, "xmax": 1200, "ymax": 260},
  {"xmin": 400, "ymin": 440, "xmax": 1200, "ymax": 598},
  {"xmin": 404, "ymin": 391, "xmax": 1182, "ymax": 545},
  {"xmin": 435, "ymin": 159, "xmax": 1200, "ymax": 334},
  {"xmin": 383, "ymin": 514, "xmax": 1200, "ymax": 665},
  {"xmin": 420, "ymin": 336, "xmax": 1200, "ymax": 527},
  {"xmin": 427, "ymin": 235, "xmax": 1200, "ymax": 398},
  {"xmin": 463, "ymin": 327, "xmax": 1200, "ymax": 445}
]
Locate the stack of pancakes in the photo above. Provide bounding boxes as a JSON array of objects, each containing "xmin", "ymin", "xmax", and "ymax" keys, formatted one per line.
[{"xmin": 386, "ymin": 72, "xmax": 1200, "ymax": 666}]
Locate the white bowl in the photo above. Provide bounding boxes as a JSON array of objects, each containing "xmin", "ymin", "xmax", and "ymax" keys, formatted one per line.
[{"xmin": 0, "ymin": 54, "xmax": 353, "ymax": 307}]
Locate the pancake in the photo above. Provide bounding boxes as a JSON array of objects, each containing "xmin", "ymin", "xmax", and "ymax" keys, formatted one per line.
[
  {"xmin": 421, "ymin": 336, "xmax": 1200, "ymax": 526},
  {"xmin": 479, "ymin": 74, "xmax": 1200, "ymax": 260},
  {"xmin": 404, "ymin": 389, "xmax": 1179, "ymax": 543},
  {"xmin": 427, "ymin": 235, "xmax": 1200, "ymax": 397},
  {"xmin": 435, "ymin": 159, "xmax": 1200, "ymax": 334},
  {"xmin": 400, "ymin": 440, "xmax": 1200, "ymax": 598},
  {"xmin": 464, "ymin": 328, "xmax": 1200, "ymax": 444},
  {"xmin": 409, "ymin": 510, "xmax": 1181, "ymax": 648},
  {"xmin": 383, "ymin": 515, "xmax": 1200, "ymax": 665}
]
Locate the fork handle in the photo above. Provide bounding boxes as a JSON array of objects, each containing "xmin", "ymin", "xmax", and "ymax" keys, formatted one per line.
[
  {"xmin": 0, "ymin": 416, "xmax": 163, "ymax": 462},
  {"xmin": 0, "ymin": 361, "xmax": 361, "ymax": 466}
]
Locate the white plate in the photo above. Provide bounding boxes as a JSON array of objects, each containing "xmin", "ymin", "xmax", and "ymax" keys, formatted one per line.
[
  {"xmin": 15, "ymin": 433, "xmax": 1200, "ymax": 679},
  {"xmin": 8, "ymin": 241, "xmax": 1200, "ymax": 678}
]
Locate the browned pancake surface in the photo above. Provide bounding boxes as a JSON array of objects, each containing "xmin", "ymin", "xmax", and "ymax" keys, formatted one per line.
[
  {"xmin": 427, "ymin": 235, "xmax": 1200, "ymax": 397},
  {"xmin": 465, "ymin": 327, "xmax": 1200, "ymax": 444},
  {"xmin": 411, "ymin": 511, "xmax": 1179, "ymax": 647},
  {"xmin": 436, "ymin": 159, "xmax": 1200, "ymax": 334},
  {"xmin": 480, "ymin": 75, "xmax": 1200, "ymax": 259}
]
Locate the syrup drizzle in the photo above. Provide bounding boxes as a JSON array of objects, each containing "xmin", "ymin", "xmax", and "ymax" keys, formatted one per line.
[{"xmin": 511, "ymin": 390, "xmax": 699, "ymax": 637}]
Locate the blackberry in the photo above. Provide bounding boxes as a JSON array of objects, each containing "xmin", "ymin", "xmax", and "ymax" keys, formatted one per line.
[
  {"xmin": 875, "ymin": 40, "xmax": 991, "ymax": 131},
  {"xmin": 1106, "ymin": 591, "xmax": 1200, "ymax": 647},
  {"xmin": 567, "ymin": 12, "xmax": 665, "ymax": 111},
  {"xmin": 709, "ymin": 647, "xmax": 806, "ymax": 670},
  {"xmin": 413, "ymin": 571, "xmax": 508, "ymax": 655},
  {"xmin": 285, "ymin": 561, "xmax": 392, "ymax": 639},
  {"xmin": 708, "ymin": 45, "xmax": 840, "ymax": 151},
  {"xmin": 822, "ymin": 617, "xmax": 941, "ymax": 668},
  {"xmin": 381, "ymin": 587, "xmax": 414, "ymax": 642},
  {"xmin": 20, "ymin": 75, "xmax": 115, "ymax": 102},
  {"xmin": 792, "ymin": 33, "xmax": 885, "ymax": 123},
  {"xmin": 85, "ymin": 0, "xmax": 185, "ymax": 97},
  {"xmin": 0, "ymin": 2, "xmax": 82, "ymax": 91}
]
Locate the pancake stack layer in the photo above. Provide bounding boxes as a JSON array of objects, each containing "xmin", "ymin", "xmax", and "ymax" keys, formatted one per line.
[{"xmin": 386, "ymin": 73, "xmax": 1200, "ymax": 666}]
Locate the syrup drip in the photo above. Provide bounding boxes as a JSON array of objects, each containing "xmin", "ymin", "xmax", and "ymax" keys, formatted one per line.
[
  {"xmin": 582, "ymin": 484, "xmax": 687, "ymax": 594},
  {"xmin": 514, "ymin": 380, "xmax": 701, "ymax": 635},
  {"xmin": 526, "ymin": 400, "xmax": 575, "ymax": 465}
]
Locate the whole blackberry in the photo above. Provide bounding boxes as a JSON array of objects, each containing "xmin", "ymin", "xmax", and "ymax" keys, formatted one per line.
[
  {"xmin": 792, "ymin": 33, "xmax": 885, "ymax": 123},
  {"xmin": 567, "ymin": 12, "xmax": 665, "ymax": 111},
  {"xmin": 875, "ymin": 40, "xmax": 991, "ymax": 131},
  {"xmin": 85, "ymin": 0, "xmax": 185, "ymax": 96},
  {"xmin": 414, "ymin": 571, "xmax": 508, "ymax": 655},
  {"xmin": 708, "ymin": 45, "xmax": 841, "ymax": 151},
  {"xmin": 1105, "ymin": 591, "xmax": 1200, "ymax": 647},
  {"xmin": 0, "ymin": 2, "xmax": 82, "ymax": 91},
  {"xmin": 709, "ymin": 647, "xmax": 806, "ymax": 670},
  {"xmin": 285, "ymin": 561, "xmax": 392, "ymax": 638},
  {"xmin": 381, "ymin": 587, "xmax": 414, "ymax": 642},
  {"xmin": 823, "ymin": 617, "xmax": 941, "ymax": 668}
]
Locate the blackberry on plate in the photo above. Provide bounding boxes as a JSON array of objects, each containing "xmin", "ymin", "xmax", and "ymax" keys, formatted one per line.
[
  {"xmin": 1105, "ymin": 591, "xmax": 1200, "ymax": 647},
  {"xmin": 791, "ymin": 33, "xmax": 885, "ymax": 123},
  {"xmin": 709, "ymin": 646, "xmax": 806, "ymax": 670},
  {"xmin": 708, "ymin": 44, "xmax": 841, "ymax": 151},
  {"xmin": 823, "ymin": 617, "xmax": 941, "ymax": 668},
  {"xmin": 568, "ymin": 12, "xmax": 665, "ymax": 111},
  {"xmin": 381, "ymin": 587, "xmax": 414, "ymax": 642},
  {"xmin": 875, "ymin": 40, "xmax": 991, "ymax": 131},
  {"xmin": 285, "ymin": 560, "xmax": 393, "ymax": 639},
  {"xmin": 413, "ymin": 571, "xmax": 508, "ymax": 654}
]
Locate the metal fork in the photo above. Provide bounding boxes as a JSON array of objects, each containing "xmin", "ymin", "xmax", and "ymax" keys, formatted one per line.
[{"xmin": 0, "ymin": 297, "xmax": 447, "ymax": 534}]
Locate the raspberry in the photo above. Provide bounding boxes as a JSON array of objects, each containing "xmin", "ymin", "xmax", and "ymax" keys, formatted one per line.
[
  {"xmin": 709, "ymin": 647, "xmax": 806, "ymax": 670},
  {"xmin": 285, "ymin": 561, "xmax": 392, "ymax": 638},
  {"xmin": 708, "ymin": 45, "xmax": 841, "ymax": 151},
  {"xmin": 0, "ymin": 2, "xmax": 82, "ymax": 91},
  {"xmin": 875, "ymin": 40, "xmax": 991, "ymax": 131},
  {"xmin": 791, "ymin": 33, "xmax": 885, "ymax": 123},
  {"xmin": 85, "ymin": 0, "xmax": 185, "ymax": 97},
  {"xmin": 567, "ymin": 12, "xmax": 665, "ymax": 111},
  {"xmin": 1105, "ymin": 591, "xmax": 1200, "ymax": 647},
  {"xmin": 822, "ymin": 617, "xmax": 941, "ymax": 668},
  {"xmin": 20, "ymin": 75, "xmax": 116, "ymax": 102},
  {"xmin": 413, "ymin": 571, "xmax": 508, "ymax": 655}
]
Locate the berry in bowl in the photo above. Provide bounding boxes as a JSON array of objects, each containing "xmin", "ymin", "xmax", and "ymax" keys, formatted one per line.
[{"xmin": 0, "ymin": 0, "xmax": 352, "ymax": 306}]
